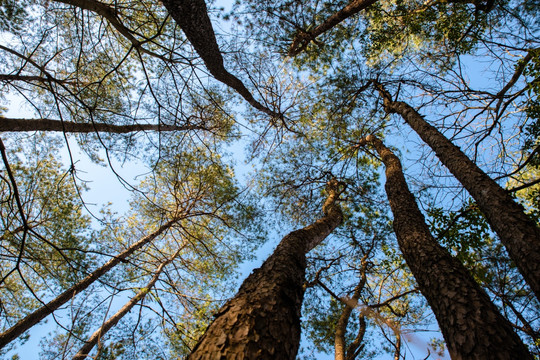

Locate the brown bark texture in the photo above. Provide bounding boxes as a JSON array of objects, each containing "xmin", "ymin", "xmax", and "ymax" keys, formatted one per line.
[
  {"xmin": 0, "ymin": 118, "xmax": 206, "ymax": 133},
  {"xmin": 187, "ymin": 180, "xmax": 343, "ymax": 359},
  {"xmin": 288, "ymin": 0, "xmax": 377, "ymax": 56},
  {"xmin": 375, "ymin": 83, "xmax": 540, "ymax": 300},
  {"xmin": 362, "ymin": 135, "xmax": 532, "ymax": 360},
  {"xmin": 0, "ymin": 218, "xmax": 178, "ymax": 350},
  {"xmin": 162, "ymin": 0, "xmax": 280, "ymax": 119}
]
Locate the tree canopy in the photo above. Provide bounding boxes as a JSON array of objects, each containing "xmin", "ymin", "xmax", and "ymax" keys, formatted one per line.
[{"xmin": 0, "ymin": 0, "xmax": 538, "ymax": 359}]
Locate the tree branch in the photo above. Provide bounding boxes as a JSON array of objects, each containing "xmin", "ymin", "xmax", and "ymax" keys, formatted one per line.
[
  {"xmin": 288, "ymin": 0, "xmax": 377, "ymax": 57},
  {"xmin": 53, "ymin": 0, "xmax": 187, "ymax": 64},
  {"xmin": 0, "ymin": 117, "xmax": 214, "ymax": 133},
  {"xmin": 161, "ymin": 0, "xmax": 282, "ymax": 120},
  {"xmin": 72, "ymin": 249, "xmax": 181, "ymax": 360},
  {"xmin": 0, "ymin": 217, "xmax": 180, "ymax": 350}
]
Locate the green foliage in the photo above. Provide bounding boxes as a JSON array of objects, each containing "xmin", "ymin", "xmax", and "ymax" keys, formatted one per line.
[
  {"xmin": 428, "ymin": 199, "xmax": 499, "ymax": 284},
  {"xmin": 428, "ymin": 200, "xmax": 490, "ymax": 258},
  {"xmin": 361, "ymin": 0, "xmax": 498, "ymax": 67},
  {"xmin": 0, "ymin": 135, "xmax": 94, "ymax": 326},
  {"xmin": 1, "ymin": 0, "xmax": 539, "ymax": 357}
]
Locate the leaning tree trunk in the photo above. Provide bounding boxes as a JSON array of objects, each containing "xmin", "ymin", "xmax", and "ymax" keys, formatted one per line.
[
  {"xmin": 360, "ymin": 135, "xmax": 532, "ymax": 359},
  {"xmin": 375, "ymin": 82, "xmax": 540, "ymax": 300},
  {"xmin": 161, "ymin": 0, "xmax": 279, "ymax": 119},
  {"xmin": 73, "ymin": 249, "xmax": 180, "ymax": 360},
  {"xmin": 0, "ymin": 218, "xmax": 179, "ymax": 350},
  {"xmin": 188, "ymin": 179, "xmax": 343, "ymax": 359}
]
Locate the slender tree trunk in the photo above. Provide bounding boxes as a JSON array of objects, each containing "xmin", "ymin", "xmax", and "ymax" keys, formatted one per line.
[
  {"xmin": 161, "ymin": 0, "xmax": 280, "ymax": 119},
  {"xmin": 393, "ymin": 331, "xmax": 401, "ymax": 360},
  {"xmin": 375, "ymin": 82, "xmax": 540, "ymax": 300},
  {"xmin": 188, "ymin": 180, "xmax": 343, "ymax": 359},
  {"xmin": 0, "ymin": 118, "xmax": 209, "ymax": 133},
  {"xmin": 0, "ymin": 218, "xmax": 178, "ymax": 349},
  {"xmin": 335, "ymin": 253, "xmax": 368, "ymax": 360},
  {"xmin": 360, "ymin": 135, "xmax": 532, "ymax": 359},
  {"xmin": 72, "ymin": 249, "xmax": 180, "ymax": 360},
  {"xmin": 288, "ymin": 0, "xmax": 377, "ymax": 56},
  {"xmin": 346, "ymin": 315, "xmax": 366, "ymax": 360}
]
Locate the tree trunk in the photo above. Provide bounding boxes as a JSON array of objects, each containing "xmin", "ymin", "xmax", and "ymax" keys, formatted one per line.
[
  {"xmin": 346, "ymin": 315, "xmax": 366, "ymax": 360},
  {"xmin": 0, "ymin": 218, "xmax": 178, "ymax": 350},
  {"xmin": 375, "ymin": 82, "xmax": 540, "ymax": 300},
  {"xmin": 335, "ymin": 253, "xmax": 368, "ymax": 360},
  {"xmin": 72, "ymin": 249, "xmax": 180, "ymax": 360},
  {"xmin": 360, "ymin": 135, "xmax": 532, "ymax": 359},
  {"xmin": 188, "ymin": 179, "xmax": 343, "ymax": 359},
  {"xmin": 162, "ymin": 0, "xmax": 280, "ymax": 119},
  {"xmin": 288, "ymin": 0, "xmax": 377, "ymax": 56},
  {"xmin": 0, "ymin": 118, "xmax": 209, "ymax": 133}
]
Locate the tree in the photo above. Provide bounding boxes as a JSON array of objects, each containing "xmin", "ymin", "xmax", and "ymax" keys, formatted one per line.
[
  {"xmin": 357, "ymin": 135, "xmax": 532, "ymax": 359},
  {"xmin": 372, "ymin": 81, "xmax": 540, "ymax": 300},
  {"xmin": 0, "ymin": 135, "xmax": 95, "ymax": 345},
  {"xmin": 0, "ymin": 216, "xmax": 179, "ymax": 349},
  {"xmin": 187, "ymin": 179, "xmax": 342, "ymax": 359},
  {"xmin": 1, "ymin": 0, "xmax": 539, "ymax": 358}
]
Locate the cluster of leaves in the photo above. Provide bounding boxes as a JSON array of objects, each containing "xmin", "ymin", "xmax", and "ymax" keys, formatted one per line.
[
  {"xmin": 428, "ymin": 200, "xmax": 491, "ymax": 267},
  {"xmin": 360, "ymin": 0, "xmax": 500, "ymax": 67}
]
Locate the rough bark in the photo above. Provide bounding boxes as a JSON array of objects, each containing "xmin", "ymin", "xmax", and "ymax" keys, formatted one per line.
[
  {"xmin": 288, "ymin": 0, "xmax": 377, "ymax": 57},
  {"xmin": 0, "ymin": 218, "xmax": 178, "ymax": 350},
  {"xmin": 375, "ymin": 82, "xmax": 540, "ymax": 300},
  {"xmin": 161, "ymin": 0, "xmax": 280, "ymax": 119},
  {"xmin": 187, "ymin": 180, "xmax": 343, "ymax": 359},
  {"xmin": 72, "ymin": 250, "xmax": 179, "ymax": 360},
  {"xmin": 0, "ymin": 117, "xmax": 209, "ymax": 133},
  {"xmin": 360, "ymin": 135, "xmax": 532, "ymax": 360}
]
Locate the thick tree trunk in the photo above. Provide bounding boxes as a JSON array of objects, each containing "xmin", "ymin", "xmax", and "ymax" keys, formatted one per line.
[
  {"xmin": 0, "ymin": 218, "xmax": 178, "ymax": 350},
  {"xmin": 375, "ymin": 82, "xmax": 540, "ymax": 300},
  {"xmin": 0, "ymin": 118, "xmax": 208, "ymax": 133},
  {"xmin": 162, "ymin": 0, "xmax": 280, "ymax": 119},
  {"xmin": 72, "ymin": 250, "xmax": 179, "ymax": 360},
  {"xmin": 360, "ymin": 135, "xmax": 532, "ymax": 359},
  {"xmin": 188, "ymin": 180, "xmax": 343, "ymax": 359}
]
